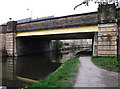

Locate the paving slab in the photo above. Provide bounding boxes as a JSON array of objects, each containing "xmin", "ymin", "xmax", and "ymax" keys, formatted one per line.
[{"xmin": 73, "ymin": 56, "xmax": 119, "ymax": 88}]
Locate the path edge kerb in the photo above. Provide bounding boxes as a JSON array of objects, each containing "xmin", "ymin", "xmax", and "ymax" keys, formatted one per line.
[{"xmin": 71, "ymin": 57, "xmax": 81, "ymax": 87}]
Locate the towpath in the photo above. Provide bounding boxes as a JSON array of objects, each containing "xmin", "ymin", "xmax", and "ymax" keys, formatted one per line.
[{"xmin": 73, "ymin": 56, "xmax": 119, "ymax": 88}]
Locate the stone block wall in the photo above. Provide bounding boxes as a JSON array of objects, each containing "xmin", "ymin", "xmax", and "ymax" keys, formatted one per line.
[
  {"xmin": 5, "ymin": 21, "xmax": 17, "ymax": 56},
  {"xmin": 118, "ymin": 22, "xmax": 120, "ymax": 60},
  {"xmin": 5, "ymin": 33, "xmax": 17, "ymax": 56},
  {"xmin": 98, "ymin": 23, "xmax": 117, "ymax": 56},
  {"xmin": 17, "ymin": 12, "xmax": 97, "ymax": 32},
  {"xmin": 0, "ymin": 25, "xmax": 6, "ymax": 51},
  {"xmin": 93, "ymin": 32, "xmax": 98, "ymax": 56}
]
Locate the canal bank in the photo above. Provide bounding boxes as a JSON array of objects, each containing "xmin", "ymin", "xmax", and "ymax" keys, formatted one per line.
[
  {"xmin": 2, "ymin": 48, "xmax": 92, "ymax": 88},
  {"xmin": 2, "ymin": 48, "xmax": 84, "ymax": 88},
  {"xmin": 30, "ymin": 56, "xmax": 80, "ymax": 88}
]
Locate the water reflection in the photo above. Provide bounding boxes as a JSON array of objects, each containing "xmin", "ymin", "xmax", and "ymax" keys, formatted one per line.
[
  {"xmin": 2, "ymin": 48, "xmax": 91, "ymax": 88},
  {"xmin": 2, "ymin": 52, "xmax": 62, "ymax": 87},
  {"xmin": 16, "ymin": 55, "xmax": 61, "ymax": 80}
]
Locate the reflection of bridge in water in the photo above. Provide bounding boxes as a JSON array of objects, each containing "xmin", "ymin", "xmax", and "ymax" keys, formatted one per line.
[{"xmin": 2, "ymin": 50, "xmax": 79, "ymax": 87}]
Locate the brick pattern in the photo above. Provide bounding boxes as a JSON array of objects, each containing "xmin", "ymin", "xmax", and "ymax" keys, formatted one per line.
[
  {"xmin": 0, "ymin": 26, "xmax": 7, "ymax": 56},
  {"xmin": 17, "ymin": 13, "xmax": 97, "ymax": 32},
  {"xmin": 0, "ymin": 34, "xmax": 6, "ymax": 50},
  {"xmin": 5, "ymin": 33, "xmax": 16, "ymax": 56},
  {"xmin": 98, "ymin": 23, "xmax": 117, "ymax": 56},
  {"xmin": 118, "ymin": 25, "xmax": 120, "ymax": 57},
  {"xmin": 6, "ymin": 33, "xmax": 13, "ymax": 56}
]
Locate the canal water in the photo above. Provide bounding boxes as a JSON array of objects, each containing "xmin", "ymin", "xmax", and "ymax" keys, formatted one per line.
[{"xmin": 1, "ymin": 48, "xmax": 91, "ymax": 88}]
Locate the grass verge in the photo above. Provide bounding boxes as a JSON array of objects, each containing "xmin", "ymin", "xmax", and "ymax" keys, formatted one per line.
[
  {"xmin": 92, "ymin": 56, "xmax": 120, "ymax": 72},
  {"xmin": 26, "ymin": 56, "xmax": 79, "ymax": 89}
]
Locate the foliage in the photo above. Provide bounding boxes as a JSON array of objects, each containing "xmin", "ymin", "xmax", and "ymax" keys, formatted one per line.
[
  {"xmin": 71, "ymin": 43, "xmax": 76, "ymax": 49},
  {"xmin": 26, "ymin": 56, "xmax": 80, "ymax": 89},
  {"xmin": 74, "ymin": 0, "xmax": 118, "ymax": 10},
  {"xmin": 54, "ymin": 40, "xmax": 64, "ymax": 50},
  {"xmin": 98, "ymin": 3, "xmax": 116, "ymax": 13},
  {"xmin": 58, "ymin": 40, "xmax": 64, "ymax": 49},
  {"xmin": 64, "ymin": 42, "xmax": 69, "ymax": 46},
  {"xmin": 92, "ymin": 56, "xmax": 120, "ymax": 72}
]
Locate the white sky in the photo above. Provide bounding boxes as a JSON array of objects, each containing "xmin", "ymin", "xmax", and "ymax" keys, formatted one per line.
[{"xmin": 0, "ymin": 0, "xmax": 98, "ymax": 25}]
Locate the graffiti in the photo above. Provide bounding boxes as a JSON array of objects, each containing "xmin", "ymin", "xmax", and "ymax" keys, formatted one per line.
[{"xmin": 101, "ymin": 34, "xmax": 112, "ymax": 41}]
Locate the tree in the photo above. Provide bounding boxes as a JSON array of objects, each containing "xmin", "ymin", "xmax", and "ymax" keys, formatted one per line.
[{"xmin": 74, "ymin": 0, "xmax": 119, "ymax": 10}]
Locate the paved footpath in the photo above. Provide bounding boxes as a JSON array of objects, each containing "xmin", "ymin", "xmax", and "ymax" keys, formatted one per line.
[{"xmin": 73, "ymin": 56, "xmax": 119, "ymax": 88}]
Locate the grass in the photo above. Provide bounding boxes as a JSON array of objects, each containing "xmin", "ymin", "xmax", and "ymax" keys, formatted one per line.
[
  {"xmin": 25, "ymin": 56, "xmax": 80, "ymax": 89},
  {"xmin": 92, "ymin": 56, "xmax": 120, "ymax": 72}
]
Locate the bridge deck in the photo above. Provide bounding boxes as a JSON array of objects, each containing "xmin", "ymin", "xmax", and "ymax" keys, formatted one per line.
[{"xmin": 16, "ymin": 25, "xmax": 98, "ymax": 37}]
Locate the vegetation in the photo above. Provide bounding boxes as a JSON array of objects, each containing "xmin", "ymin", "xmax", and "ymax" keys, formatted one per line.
[
  {"xmin": 64, "ymin": 42, "xmax": 69, "ymax": 46},
  {"xmin": 74, "ymin": 0, "xmax": 119, "ymax": 10},
  {"xmin": 26, "ymin": 56, "xmax": 79, "ymax": 89},
  {"xmin": 92, "ymin": 56, "xmax": 120, "ymax": 72},
  {"xmin": 71, "ymin": 43, "xmax": 76, "ymax": 49},
  {"xmin": 54, "ymin": 40, "xmax": 64, "ymax": 50}
]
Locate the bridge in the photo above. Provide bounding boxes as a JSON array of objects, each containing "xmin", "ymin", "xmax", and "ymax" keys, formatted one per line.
[{"xmin": 0, "ymin": 4, "xmax": 120, "ymax": 57}]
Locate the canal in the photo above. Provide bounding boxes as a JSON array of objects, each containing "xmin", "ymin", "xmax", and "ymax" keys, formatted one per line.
[{"xmin": 2, "ymin": 48, "xmax": 91, "ymax": 88}]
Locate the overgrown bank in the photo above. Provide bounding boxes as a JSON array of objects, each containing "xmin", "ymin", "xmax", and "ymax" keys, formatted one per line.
[
  {"xmin": 92, "ymin": 56, "xmax": 120, "ymax": 72},
  {"xmin": 27, "ymin": 56, "xmax": 80, "ymax": 89}
]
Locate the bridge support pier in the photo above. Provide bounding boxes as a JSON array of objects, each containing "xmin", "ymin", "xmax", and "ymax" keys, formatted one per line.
[
  {"xmin": 93, "ymin": 32, "xmax": 98, "ymax": 56},
  {"xmin": 97, "ymin": 4, "xmax": 118, "ymax": 56},
  {"xmin": 98, "ymin": 23, "xmax": 117, "ymax": 56},
  {"xmin": 0, "ymin": 25, "xmax": 7, "ymax": 56},
  {"xmin": 118, "ymin": 21, "xmax": 120, "ymax": 60},
  {"xmin": 5, "ymin": 21, "xmax": 17, "ymax": 56}
]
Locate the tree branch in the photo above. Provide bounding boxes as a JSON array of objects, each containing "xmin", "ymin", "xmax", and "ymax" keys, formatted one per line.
[{"xmin": 74, "ymin": 2, "xmax": 86, "ymax": 10}]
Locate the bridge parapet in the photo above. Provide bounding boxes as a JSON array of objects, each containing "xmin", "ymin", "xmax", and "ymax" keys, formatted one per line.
[{"xmin": 17, "ymin": 12, "xmax": 97, "ymax": 32}]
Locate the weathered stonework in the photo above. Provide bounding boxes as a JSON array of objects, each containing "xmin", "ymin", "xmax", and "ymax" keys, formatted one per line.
[
  {"xmin": 93, "ymin": 32, "xmax": 98, "ymax": 56},
  {"xmin": 17, "ymin": 12, "xmax": 97, "ymax": 32},
  {"xmin": 0, "ymin": 25, "xmax": 6, "ymax": 51},
  {"xmin": 6, "ymin": 33, "xmax": 14, "ymax": 56},
  {"xmin": 98, "ymin": 4, "xmax": 117, "ymax": 22},
  {"xmin": 98, "ymin": 23, "xmax": 117, "ymax": 56},
  {"xmin": 5, "ymin": 21, "xmax": 17, "ymax": 56},
  {"xmin": 118, "ymin": 21, "xmax": 120, "ymax": 60},
  {"xmin": 0, "ymin": 25, "xmax": 7, "ymax": 56},
  {"xmin": 98, "ymin": 4, "xmax": 118, "ymax": 56},
  {"xmin": 117, "ymin": 8, "xmax": 120, "ymax": 20}
]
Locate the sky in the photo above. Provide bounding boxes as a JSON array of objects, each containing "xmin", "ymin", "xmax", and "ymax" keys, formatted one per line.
[{"xmin": 0, "ymin": 0, "xmax": 98, "ymax": 25}]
